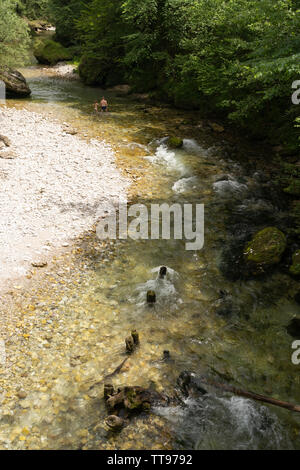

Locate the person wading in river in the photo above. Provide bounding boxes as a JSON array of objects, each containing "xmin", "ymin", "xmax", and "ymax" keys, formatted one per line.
[{"xmin": 100, "ymin": 96, "xmax": 108, "ymax": 112}]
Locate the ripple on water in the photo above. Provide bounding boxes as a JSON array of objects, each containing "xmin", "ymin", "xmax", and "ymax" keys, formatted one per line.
[
  {"xmin": 145, "ymin": 145, "xmax": 187, "ymax": 175},
  {"xmin": 155, "ymin": 395, "xmax": 294, "ymax": 450},
  {"xmin": 172, "ymin": 176, "xmax": 199, "ymax": 195}
]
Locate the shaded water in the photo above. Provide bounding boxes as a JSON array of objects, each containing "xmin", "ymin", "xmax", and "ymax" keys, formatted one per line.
[{"xmin": 0, "ymin": 66, "xmax": 299, "ymax": 450}]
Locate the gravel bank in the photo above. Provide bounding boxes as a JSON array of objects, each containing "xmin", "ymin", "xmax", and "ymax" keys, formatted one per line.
[{"xmin": 0, "ymin": 107, "xmax": 129, "ymax": 288}]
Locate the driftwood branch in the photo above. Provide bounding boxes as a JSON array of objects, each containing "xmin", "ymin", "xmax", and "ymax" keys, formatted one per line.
[
  {"xmin": 104, "ymin": 358, "xmax": 129, "ymax": 380},
  {"xmin": 89, "ymin": 358, "xmax": 129, "ymax": 391},
  {"xmin": 201, "ymin": 378, "xmax": 300, "ymax": 414},
  {"xmin": 88, "ymin": 331, "xmax": 140, "ymax": 391}
]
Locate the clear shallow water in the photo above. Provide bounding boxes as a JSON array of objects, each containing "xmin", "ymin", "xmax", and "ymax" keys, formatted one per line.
[{"xmin": 0, "ymin": 66, "xmax": 299, "ymax": 450}]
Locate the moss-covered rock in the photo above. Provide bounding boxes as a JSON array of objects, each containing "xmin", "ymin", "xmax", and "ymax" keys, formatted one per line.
[
  {"xmin": 34, "ymin": 39, "xmax": 72, "ymax": 65},
  {"xmin": 168, "ymin": 137, "xmax": 183, "ymax": 149},
  {"xmin": 244, "ymin": 227, "xmax": 287, "ymax": 271},
  {"xmin": 290, "ymin": 250, "xmax": 300, "ymax": 277}
]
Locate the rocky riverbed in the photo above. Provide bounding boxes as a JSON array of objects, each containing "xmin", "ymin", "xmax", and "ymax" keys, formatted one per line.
[{"xmin": 0, "ymin": 65, "xmax": 299, "ymax": 450}]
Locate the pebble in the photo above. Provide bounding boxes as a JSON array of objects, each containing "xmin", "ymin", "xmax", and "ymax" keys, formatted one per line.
[{"xmin": 31, "ymin": 261, "xmax": 48, "ymax": 268}]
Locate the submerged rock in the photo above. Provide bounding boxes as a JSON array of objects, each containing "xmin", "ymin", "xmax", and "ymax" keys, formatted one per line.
[
  {"xmin": 244, "ymin": 227, "xmax": 287, "ymax": 274},
  {"xmin": 0, "ymin": 67, "xmax": 31, "ymax": 97},
  {"xmin": 289, "ymin": 250, "xmax": 300, "ymax": 277},
  {"xmin": 17, "ymin": 390, "xmax": 27, "ymax": 399},
  {"xmin": 168, "ymin": 137, "xmax": 183, "ymax": 149},
  {"xmin": 177, "ymin": 371, "xmax": 207, "ymax": 398},
  {"xmin": 105, "ymin": 415, "xmax": 125, "ymax": 431}
]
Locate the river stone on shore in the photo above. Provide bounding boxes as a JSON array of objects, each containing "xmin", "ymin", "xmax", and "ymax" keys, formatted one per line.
[{"xmin": 0, "ymin": 67, "xmax": 31, "ymax": 97}]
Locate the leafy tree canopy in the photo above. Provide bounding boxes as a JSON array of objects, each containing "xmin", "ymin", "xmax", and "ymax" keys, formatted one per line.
[{"xmin": 0, "ymin": 0, "xmax": 30, "ymax": 67}]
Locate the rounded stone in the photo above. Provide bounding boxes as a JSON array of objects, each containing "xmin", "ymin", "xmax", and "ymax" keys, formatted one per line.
[{"xmin": 244, "ymin": 227, "xmax": 287, "ymax": 267}]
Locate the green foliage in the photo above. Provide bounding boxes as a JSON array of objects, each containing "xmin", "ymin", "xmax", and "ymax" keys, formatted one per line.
[
  {"xmin": 177, "ymin": 1, "xmax": 300, "ymax": 134},
  {"xmin": 34, "ymin": 38, "xmax": 72, "ymax": 65},
  {"xmin": 17, "ymin": 0, "xmax": 50, "ymax": 20},
  {"xmin": 43, "ymin": 0, "xmax": 300, "ymax": 145},
  {"xmin": 49, "ymin": 0, "xmax": 91, "ymax": 46},
  {"xmin": 121, "ymin": 0, "xmax": 187, "ymax": 93},
  {"xmin": 0, "ymin": 0, "xmax": 30, "ymax": 67},
  {"xmin": 77, "ymin": 0, "xmax": 129, "ymax": 86}
]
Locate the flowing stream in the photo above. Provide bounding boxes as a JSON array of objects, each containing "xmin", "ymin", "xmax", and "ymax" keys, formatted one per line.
[{"xmin": 1, "ymin": 65, "xmax": 299, "ymax": 450}]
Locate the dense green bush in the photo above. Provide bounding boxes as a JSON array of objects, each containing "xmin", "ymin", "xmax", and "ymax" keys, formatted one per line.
[
  {"xmin": 49, "ymin": 0, "xmax": 91, "ymax": 46},
  {"xmin": 17, "ymin": 0, "xmax": 50, "ymax": 20}
]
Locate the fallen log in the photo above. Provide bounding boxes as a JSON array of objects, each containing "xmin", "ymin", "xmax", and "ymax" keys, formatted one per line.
[{"xmin": 201, "ymin": 377, "xmax": 300, "ymax": 413}]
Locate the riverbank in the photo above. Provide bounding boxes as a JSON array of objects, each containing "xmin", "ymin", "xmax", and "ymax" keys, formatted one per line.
[{"xmin": 0, "ymin": 106, "xmax": 130, "ymax": 295}]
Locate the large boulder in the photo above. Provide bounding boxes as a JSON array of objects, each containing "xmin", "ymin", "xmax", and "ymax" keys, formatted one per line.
[
  {"xmin": 34, "ymin": 39, "xmax": 72, "ymax": 65},
  {"xmin": 244, "ymin": 227, "xmax": 287, "ymax": 274},
  {"xmin": 0, "ymin": 67, "xmax": 31, "ymax": 97}
]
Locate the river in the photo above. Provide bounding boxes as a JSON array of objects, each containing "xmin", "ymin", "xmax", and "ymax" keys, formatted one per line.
[{"xmin": 0, "ymin": 65, "xmax": 299, "ymax": 450}]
